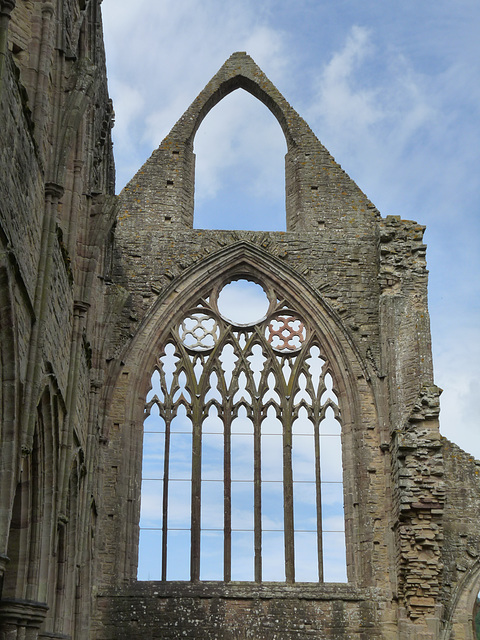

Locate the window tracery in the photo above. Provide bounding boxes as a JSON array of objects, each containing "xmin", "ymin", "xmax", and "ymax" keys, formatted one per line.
[{"xmin": 139, "ymin": 278, "xmax": 346, "ymax": 583}]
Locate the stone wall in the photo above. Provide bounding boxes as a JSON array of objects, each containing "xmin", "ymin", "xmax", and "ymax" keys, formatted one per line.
[
  {"xmin": 0, "ymin": 55, "xmax": 43, "ymax": 304},
  {"xmin": 0, "ymin": 1, "xmax": 115, "ymax": 638},
  {"xmin": 441, "ymin": 441, "xmax": 480, "ymax": 639},
  {"xmin": 94, "ymin": 52, "xmax": 480, "ymax": 640},
  {"xmin": 96, "ymin": 583, "xmax": 383, "ymax": 640},
  {"xmin": 1, "ymin": 7, "xmax": 479, "ymax": 640}
]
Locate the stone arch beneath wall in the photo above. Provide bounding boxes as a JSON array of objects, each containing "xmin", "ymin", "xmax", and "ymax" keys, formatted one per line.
[
  {"xmin": 442, "ymin": 559, "xmax": 480, "ymax": 640},
  {"xmin": 100, "ymin": 241, "xmax": 384, "ymax": 589}
]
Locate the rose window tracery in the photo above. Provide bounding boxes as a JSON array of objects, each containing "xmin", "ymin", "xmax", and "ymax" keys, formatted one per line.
[{"xmin": 139, "ymin": 278, "xmax": 346, "ymax": 583}]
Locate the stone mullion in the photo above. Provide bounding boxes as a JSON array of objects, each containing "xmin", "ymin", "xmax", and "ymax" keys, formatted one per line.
[
  {"xmin": 302, "ymin": 355, "xmax": 318, "ymax": 411},
  {"xmin": 157, "ymin": 354, "xmax": 171, "ymax": 404},
  {"xmin": 303, "ymin": 359, "xmax": 323, "ymax": 583},
  {"xmin": 237, "ymin": 352, "xmax": 259, "ymax": 583},
  {"xmin": 314, "ymin": 361, "xmax": 328, "ymax": 583},
  {"xmin": 160, "ymin": 363, "xmax": 177, "ymax": 582},
  {"xmin": 281, "ymin": 347, "xmax": 306, "ymax": 584},
  {"xmin": 245, "ymin": 338, "xmax": 268, "ymax": 584},
  {"xmin": 215, "ymin": 334, "xmax": 237, "ymax": 580},
  {"xmin": 205, "ymin": 340, "xmax": 232, "ymax": 581},
  {"xmin": 190, "ymin": 388, "xmax": 202, "ymax": 582},
  {"xmin": 253, "ymin": 394, "xmax": 262, "ymax": 583},
  {"xmin": 161, "ymin": 410, "xmax": 171, "ymax": 583},
  {"xmin": 282, "ymin": 394, "xmax": 295, "ymax": 583},
  {"xmin": 223, "ymin": 400, "xmax": 232, "ymax": 582},
  {"xmin": 313, "ymin": 402, "xmax": 324, "ymax": 582}
]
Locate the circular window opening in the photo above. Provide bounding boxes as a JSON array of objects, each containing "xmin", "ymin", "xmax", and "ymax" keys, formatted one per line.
[{"xmin": 217, "ymin": 279, "xmax": 270, "ymax": 325}]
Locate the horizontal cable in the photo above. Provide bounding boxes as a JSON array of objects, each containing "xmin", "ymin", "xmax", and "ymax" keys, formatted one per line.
[
  {"xmin": 143, "ymin": 478, "xmax": 342, "ymax": 484},
  {"xmin": 140, "ymin": 527, "xmax": 345, "ymax": 533},
  {"xmin": 145, "ymin": 430, "xmax": 341, "ymax": 436}
]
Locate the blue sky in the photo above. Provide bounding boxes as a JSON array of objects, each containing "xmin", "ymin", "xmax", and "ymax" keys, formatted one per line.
[{"xmin": 101, "ymin": 0, "xmax": 480, "ymax": 464}]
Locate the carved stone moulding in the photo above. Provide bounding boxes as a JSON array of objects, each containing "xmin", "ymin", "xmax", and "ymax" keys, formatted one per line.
[{"xmin": 0, "ymin": 597, "xmax": 48, "ymax": 627}]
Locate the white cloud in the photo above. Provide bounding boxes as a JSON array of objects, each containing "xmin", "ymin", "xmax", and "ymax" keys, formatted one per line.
[
  {"xmin": 314, "ymin": 26, "xmax": 381, "ymax": 133},
  {"xmin": 102, "ymin": 0, "xmax": 291, "ymax": 192},
  {"xmin": 304, "ymin": 24, "xmax": 480, "ymax": 460},
  {"xmin": 103, "ymin": 1, "xmax": 480, "ymax": 464},
  {"xmin": 308, "ymin": 25, "xmax": 436, "ymax": 196},
  {"xmin": 108, "ymin": 79, "xmax": 145, "ymax": 142},
  {"xmin": 435, "ymin": 327, "xmax": 480, "ymax": 458}
]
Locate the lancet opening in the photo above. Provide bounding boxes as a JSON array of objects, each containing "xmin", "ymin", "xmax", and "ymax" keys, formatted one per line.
[{"xmin": 193, "ymin": 88, "xmax": 287, "ymax": 231}]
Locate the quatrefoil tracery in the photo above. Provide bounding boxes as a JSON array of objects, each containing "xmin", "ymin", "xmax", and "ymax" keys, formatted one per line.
[
  {"xmin": 266, "ymin": 313, "xmax": 306, "ymax": 352},
  {"xmin": 148, "ymin": 291, "xmax": 339, "ymax": 425},
  {"xmin": 178, "ymin": 312, "xmax": 220, "ymax": 351},
  {"xmin": 177, "ymin": 307, "xmax": 307, "ymax": 356}
]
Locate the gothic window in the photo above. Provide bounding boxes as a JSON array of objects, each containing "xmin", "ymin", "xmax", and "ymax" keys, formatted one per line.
[{"xmin": 138, "ymin": 278, "xmax": 346, "ymax": 583}]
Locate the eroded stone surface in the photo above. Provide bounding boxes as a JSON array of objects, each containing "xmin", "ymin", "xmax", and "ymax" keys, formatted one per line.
[{"xmin": 0, "ymin": 5, "xmax": 479, "ymax": 640}]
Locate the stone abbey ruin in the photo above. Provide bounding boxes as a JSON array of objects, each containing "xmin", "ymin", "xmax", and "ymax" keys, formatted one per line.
[{"xmin": 0, "ymin": 1, "xmax": 479, "ymax": 638}]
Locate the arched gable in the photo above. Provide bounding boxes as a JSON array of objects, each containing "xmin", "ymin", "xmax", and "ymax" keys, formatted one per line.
[
  {"xmin": 166, "ymin": 52, "xmax": 310, "ymax": 150},
  {"xmin": 117, "ymin": 53, "xmax": 377, "ymax": 234}
]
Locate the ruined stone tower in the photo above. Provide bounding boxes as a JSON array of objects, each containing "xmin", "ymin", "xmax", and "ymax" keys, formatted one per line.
[{"xmin": 0, "ymin": 2, "xmax": 479, "ymax": 639}]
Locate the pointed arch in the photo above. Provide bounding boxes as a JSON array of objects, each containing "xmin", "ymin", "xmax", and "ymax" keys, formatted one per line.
[
  {"xmin": 441, "ymin": 558, "xmax": 480, "ymax": 640},
  {"xmin": 192, "ymin": 87, "xmax": 287, "ymax": 231},
  {"xmin": 101, "ymin": 241, "xmax": 380, "ymax": 586},
  {"xmin": 45, "ymin": 453, "xmax": 82, "ymax": 637},
  {"xmin": 106, "ymin": 241, "xmax": 369, "ymax": 415},
  {"xmin": 169, "ymin": 57, "xmax": 304, "ymax": 150},
  {"xmin": 160, "ymin": 53, "xmax": 314, "ymax": 231},
  {"xmin": 3, "ymin": 387, "xmax": 56, "ymax": 603},
  {"xmin": 0, "ymin": 256, "xmax": 19, "ymax": 577}
]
